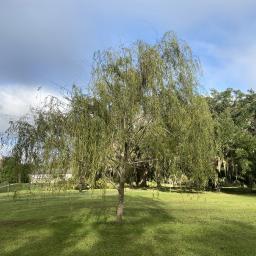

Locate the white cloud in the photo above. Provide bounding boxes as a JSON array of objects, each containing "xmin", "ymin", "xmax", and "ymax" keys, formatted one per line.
[
  {"xmin": 1, "ymin": 0, "xmax": 256, "ymax": 94},
  {"xmin": 1, "ymin": 0, "xmax": 256, "ymax": 86},
  {"xmin": 0, "ymin": 85, "xmax": 61, "ymax": 132}
]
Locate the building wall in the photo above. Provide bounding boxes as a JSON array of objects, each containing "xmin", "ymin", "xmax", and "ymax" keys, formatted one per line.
[{"xmin": 30, "ymin": 173, "xmax": 73, "ymax": 183}]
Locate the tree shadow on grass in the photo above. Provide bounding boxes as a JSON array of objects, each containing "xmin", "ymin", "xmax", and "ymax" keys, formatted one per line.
[
  {"xmin": 1, "ymin": 195, "xmax": 175, "ymax": 256},
  {"xmin": 2, "ymin": 193, "xmax": 256, "ymax": 256},
  {"xmin": 71, "ymin": 196, "xmax": 256, "ymax": 256},
  {"xmin": 72, "ymin": 195, "xmax": 256, "ymax": 256},
  {"xmin": 71, "ymin": 195, "xmax": 177, "ymax": 256},
  {"xmin": 1, "ymin": 215, "xmax": 83, "ymax": 256},
  {"xmin": 220, "ymin": 187, "xmax": 256, "ymax": 196}
]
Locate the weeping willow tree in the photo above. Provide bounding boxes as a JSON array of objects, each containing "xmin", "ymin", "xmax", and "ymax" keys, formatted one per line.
[
  {"xmin": 91, "ymin": 41, "xmax": 163, "ymax": 222},
  {"xmin": 181, "ymin": 96, "xmax": 215, "ymax": 188},
  {"xmin": 2, "ymin": 97, "xmax": 69, "ymax": 177},
  {"xmin": 88, "ymin": 32, "xmax": 215, "ymax": 220},
  {"xmin": 3, "ymin": 32, "xmax": 215, "ymax": 222},
  {"xmin": 66, "ymin": 87, "xmax": 111, "ymax": 187}
]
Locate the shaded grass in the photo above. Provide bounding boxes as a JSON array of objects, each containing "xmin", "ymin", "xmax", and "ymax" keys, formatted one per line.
[{"xmin": 0, "ymin": 189, "xmax": 256, "ymax": 256}]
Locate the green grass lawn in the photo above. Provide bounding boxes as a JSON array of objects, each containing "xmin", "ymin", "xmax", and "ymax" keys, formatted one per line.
[{"xmin": 0, "ymin": 188, "xmax": 256, "ymax": 256}]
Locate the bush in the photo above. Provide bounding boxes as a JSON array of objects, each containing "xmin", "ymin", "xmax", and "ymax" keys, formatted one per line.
[{"xmin": 95, "ymin": 178, "xmax": 115, "ymax": 189}]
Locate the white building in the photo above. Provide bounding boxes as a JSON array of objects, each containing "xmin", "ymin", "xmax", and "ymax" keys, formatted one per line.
[{"xmin": 29, "ymin": 173, "xmax": 73, "ymax": 183}]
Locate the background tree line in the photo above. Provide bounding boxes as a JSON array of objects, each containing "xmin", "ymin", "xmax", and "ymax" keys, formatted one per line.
[
  {"xmin": 207, "ymin": 88, "xmax": 256, "ymax": 188},
  {"xmin": 1, "ymin": 32, "xmax": 256, "ymax": 221}
]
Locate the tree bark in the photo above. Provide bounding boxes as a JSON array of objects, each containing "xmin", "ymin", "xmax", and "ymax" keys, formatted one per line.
[
  {"xmin": 117, "ymin": 180, "xmax": 124, "ymax": 223},
  {"xmin": 18, "ymin": 172, "xmax": 21, "ymax": 183},
  {"xmin": 156, "ymin": 179, "xmax": 161, "ymax": 189},
  {"xmin": 116, "ymin": 141, "xmax": 128, "ymax": 223}
]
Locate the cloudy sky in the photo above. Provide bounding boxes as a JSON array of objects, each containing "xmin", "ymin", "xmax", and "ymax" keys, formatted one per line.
[{"xmin": 1, "ymin": 0, "xmax": 256, "ymax": 132}]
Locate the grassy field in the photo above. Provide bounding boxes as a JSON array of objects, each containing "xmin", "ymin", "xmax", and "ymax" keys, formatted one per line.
[{"xmin": 0, "ymin": 188, "xmax": 256, "ymax": 256}]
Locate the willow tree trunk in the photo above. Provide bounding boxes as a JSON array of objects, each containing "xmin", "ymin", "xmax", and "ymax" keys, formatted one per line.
[
  {"xmin": 116, "ymin": 142, "xmax": 128, "ymax": 223},
  {"xmin": 18, "ymin": 172, "xmax": 21, "ymax": 183},
  {"xmin": 117, "ymin": 179, "xmax": 125, "ymax": 223}
]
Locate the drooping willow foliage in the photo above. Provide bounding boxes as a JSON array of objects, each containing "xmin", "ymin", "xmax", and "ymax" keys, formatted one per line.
[{"xmin": 2, "ymin": 32, "xmax": 215, "ymax": 221}]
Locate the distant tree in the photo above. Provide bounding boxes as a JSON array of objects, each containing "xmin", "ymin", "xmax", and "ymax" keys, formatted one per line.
[
  {"xmin": 207, "ymin": 88, "xmax": 256, "ymax": 187},
  {"xmin": 0, "ymin": 156, "xmax": 31, "ymax": 183}
]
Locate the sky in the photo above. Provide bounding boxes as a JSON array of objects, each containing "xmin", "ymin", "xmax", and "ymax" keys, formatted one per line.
[{"xmin": 1, "ymin": 0, "xmax": 256, "ymax": 132}]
